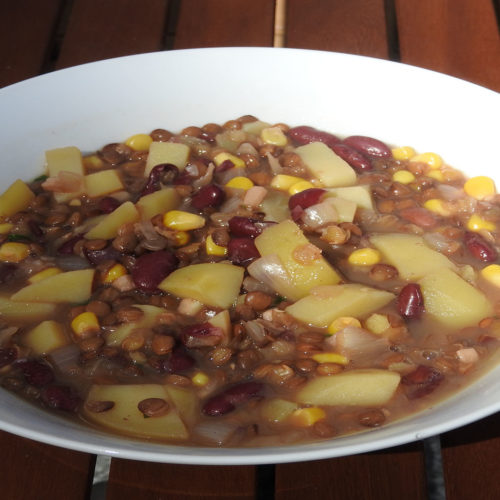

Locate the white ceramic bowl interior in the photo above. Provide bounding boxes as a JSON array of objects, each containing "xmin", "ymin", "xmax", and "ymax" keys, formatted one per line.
[{"xmin": 1, "ymin": 48, "xmax": 500, "ymax": 465}]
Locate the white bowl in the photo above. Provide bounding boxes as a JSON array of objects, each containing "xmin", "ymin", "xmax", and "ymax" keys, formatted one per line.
[{"xmin": 1, "ymin": 47, "xmax": 500, "ymax": 465}]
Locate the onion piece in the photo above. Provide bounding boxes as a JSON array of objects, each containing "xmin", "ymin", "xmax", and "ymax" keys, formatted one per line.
[
  {"xmin": 55, "ymin": 255, "xmax": 92, "ymax": 271},
  {"xmin": 192, "ymin": 162, "xmax": 215, "ymax": 190},
  {"xmin": 436, "ymin": 184, "xmax": 464, "ymax": 201},
  {"xmin": 302, "ymin": 201, "xmax": 339, "ymax": 229},
  {"xmin": 266, "ymin": 152, "xmax": 283, "ymax": 174},
  {"xmin": 195, "ymin": 420, "xmax": 240, "ymax": 446},
  {"xmin": 49, "ymin": 344, "xmax": 81, "ymax": 373},
  {"xmin": 331, "ymin": 326, "xmax": 390, "ymax": 367},
  {"xmin": 134, "ymin": 220, "xmax": 167, "ymax": 251},
  {"xmin": 247, "ymin": 254, "xmax": 293, "ymax": 296},
  {"xmin": 237, "ymin": 142, "xmax": 259, "ymax": 156}
]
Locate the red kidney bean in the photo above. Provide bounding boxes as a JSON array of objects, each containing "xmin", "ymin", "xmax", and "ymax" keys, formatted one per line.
[
  {"xmin": 99, "ymin": 196, "xmax": 121, "ymax": 214},
  {"xmin": 402, "ymin": 365, "xmax": 443, "ymax": 399},
  {"xmin": 228, "ymin": 216, "xmax": 263, "ymax": 238},
  {"xmin": 399, "ymin": 207, "xmax": 438, "ymax": 228},
  {"xmin": 0, "ymin": 347, "xmax": 18, "ymax": 368},
  {"xmin": 173, "ymin": 171, "xmax": 193, "ymax": 185},
  {"xmin": 41, "ymin": 385, "xmax": 80, "ymax": 412},
  {"xmin": 202, "ymin": 381, "xmax": 264, "ymax": 416},
  {"xmin": 288, "ymin": 126, "xmax": 340, "ymax": 148},
  {"xmin": 227, "ymin": 238, "xmax": 260, "ymax": 266},
  {"xmin": 84, "ymin": 245, "xmax": 123, "ymax": 265},
  {"xmin": 162, "ymin": 348, "xmax": 195, "ymax": 373},
  {"xmin": 132, "ymin": 250, "xmax": 178, "ymax": 292},
  {"xmin": 343, "ymin": 135, "xmax": 392, "ymax": 158},
  {"xmin": 191, "ymin": 184, "xmax": 226, "ymax": 210},
  {"xmin": 141, "ymin": 163, "xmax": 179, "ymax": 196},
  {"xmin": 464, "ymin": 231, "xmax": 498, "ymax": 262},
  {"xmin": 397, "ymin": 283, "xmax": 425, "ymax": 320},
  {"xmin": 331, "ymin": 143, "xmax": 372, "ymax": 172},
  {"xmin": 58, "ymin": 235, "xmax": 84, "ymax": 255},
  {"xmin": 17, "ymin": 360, "xmax": 54, "ymax": 387},
  {"xmin": 215, "ymin": 159, "xmax": 236, "ymax": 173},
  {"xmin": 181, "ymin": 322, "xmax": 224, "ymax": 348},
  {"xmin": 0, "ymin": 263, "xmax": 17, "ymax": 284},
  {"xmin": 288, "ymin": 188, "xmax": 326, "ymax": 212}
]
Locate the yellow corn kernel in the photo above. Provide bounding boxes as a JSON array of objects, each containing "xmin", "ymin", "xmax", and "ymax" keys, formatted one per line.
[
  {"xmin": 125, "ymin": 133, "xmax": 153, "ymax": 152},
  {"xmin": 206, "ymin": 234, "xmax": 227, "ymax": 256},
  {"xmin": 29, "ymin": 267, "xmax": 62, "ymax": 284},
  {"xmin": 312, "ymin": 352, "xmax": 349, "ymax": 365},
  {"xmin": 0, "ymin": 223, "xmax": 13, "ymax": 234},
  {"xmin": 392, "ymin": 146, "xmax": 416, "ymax": 160},
  {"xmin": 163, "ymin": 210, "xmax": 206, "ymax": 231},
  {"xmin": 103, "ymin": 263, "xmax": 128, "ymax": 283},
  {"xmin": 71, "ymin": 311, "xmax": 100, "ymax": 337},
  {"xmin": 348, "ymin": 248, "xmax": 381, "ymax": 266},
  {"xmin": 213, "ymin": 152, "xmax": 245, "ymax": 169},
  {"xmin": 172, "ymin": 230, "xmax": 190, "ymax": 247},
  {"xmin": 192, "ymin": 371, "xmax": 210, "ymax": 387},
  {"xmin": 464, "ymin": 176, "xmax": 496, "ymax": 200},
  {"xmin": 0, "ymin": 242, "xmax": 30, "ymax": 263},
  {"xmin": 423, "ymin": 199, "xmax": 452, "ymax": 216},
  {"xmin": 261, "ymin": 126, "xmax": 288, "ymax": 146},
  {"xmin": 291, "ymin": 407, "xmax": 326, "ymax": 427},
  {"xmin": 392, "ymin": 170, "xmax": 415, "ymax": 185},
  {"xmin": 410, "ymin": 152, "xmax": 443, "ymax": 169},
  {"xmin": 83, "ymin": 154, "xmax": 104, "ymax": 169},
  {"xmin": 466, "ymin": 214, "xmax": 496, "ymax": 232},
  {"xmin": 289, "ymin": 180, "xmax": 315, "ymax": 195},
  {"xmin": 225, "ymin": 176, "xmax": 254, "ymax": 190},
  {"xmin": 327, "ymin": 316, "xmax": 361, "ymax": 335},
  {"xmin": 427, "ymin": 170, "xmax": 445, "ymax": 182},
  {"xmin": 270, "ymin": 174, "xmax": 304, "ymax": 191},
  {"xmin": 364, "ymin": 313, "xmax": 391, "ymax": 334},
  {"xmin": 481, "ymin": 264, "xmax": 500, "ymax": 288}
]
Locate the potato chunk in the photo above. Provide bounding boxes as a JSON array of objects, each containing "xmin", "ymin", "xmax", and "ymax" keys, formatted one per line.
[
  {"xmin": 84, "ymin": 201, "xmax": 139, "ymax": 240},
  {"xmin": 286, "ymin": 284, "xmax": 394, "ymax": 328},
  {"xmin": 370, "ymin": 233, "xmax": 456, "ymax": 280},
  {"xmin": 24, "ymin": 320, "xmax": 69, "ymax": 354},
  {"xmin": 297, "ymin": 369, "xmax": 400, "ymax": 406},
  {"xmin": 84, "ymin": 384, "xmax": 188, "ymax": 440},
  {"xmin": 295, "ymin": 142, "xmax": 356, "ymax": 187},
  {"xmin": 419, "ymin": 267, "xmax": 493, "ymax": 329},
  {"xmin": 325, "ymin": 185, "xmax": 374, "ymax": 210},
  {"xmin": 254, "ymin": 220, "xmax": 341, "ymax": 300},
  {"xmin": 159, "ymin": 262, "xmax": 244, "ymax": 308},
  {"xmin": 11, "ymin": 269, "xmax": 94, "ymax": 304},
  {"xmin": 0, "ymin": 179, "xmax": 35, "ymax": 219},
  {"xmin": 0, "ymin": 296, "xmax": 55, "ymax": 320},
  {"xmin": 84, "ymin": 170, "xmax": 123, "ymax": 197},
  {"xmin": 136, "ymin": 188, "xmax": 180, "ymax": 221},
  {"xmin": 145, "ymin": 142, "xmax": 190, "ymax": 176}
]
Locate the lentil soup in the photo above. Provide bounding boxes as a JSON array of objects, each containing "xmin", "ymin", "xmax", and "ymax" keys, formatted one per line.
[{"xmin": 0, "ymin": 116, "xmax": 499, "ymax": 447}]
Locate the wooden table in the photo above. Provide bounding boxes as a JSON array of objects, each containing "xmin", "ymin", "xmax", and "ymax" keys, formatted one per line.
[{"xmin": 1, "ymin": 1, "xmax": 500, "ymax": 499}]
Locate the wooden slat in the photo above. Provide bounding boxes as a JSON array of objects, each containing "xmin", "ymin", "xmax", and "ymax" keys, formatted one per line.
[
  {"xmin": 276, "ymin": 443, "xmax": 427, "ymax": 500},
  {"xmin": 0, "ymin": 0, "xmax": 63, "ymax": 87},
  {"xmin": 395, "ymin": 0, "xmax": 500, "ymax": 91},
  {"xmin": 286, "ymin": 0, "xmax": 389, "ymax": 58},
  {"xmin": 55, "ymin": 0, "xmax": 170, "ymax": 69},
  {"xmin": 441, "ymin": 413, "xmax": 500, "ymax": 500},
  {"xmin": 173, "ymin": 0, "xmax": 275, "ymax": 48},
  {"xmin": 0, "ymin": 430, "xmax": 95, "ymax": 500},
  {"xmin": 105, "ymin": 461, "xmax": 256, "ymax": 499}
]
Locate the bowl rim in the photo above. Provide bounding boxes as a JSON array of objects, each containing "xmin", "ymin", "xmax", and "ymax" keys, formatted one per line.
[{"xmin": 1, "ymin": 46, "xmax": 500, "ymax": 465}]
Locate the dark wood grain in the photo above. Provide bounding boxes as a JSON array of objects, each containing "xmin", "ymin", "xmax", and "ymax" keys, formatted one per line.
[
  {"xmin": 106, "ymin": 460, "xmax": 257, "ymax": 499},
  {"xmin": 275, "ymin": 443, "xmax": 427, "ymax": 500},
  {"xmin": 173, "ymin": 0, "xmax": 275, "ymax": 48},
  {"xmin": 441, "ymin": 413, "xmax": 500, "ymax": 500},
  {"xmin": 395, "ymin": 0, "xmax": 500, "ymax": 91},
  {"xmin": 56, "ymin": 0, "xmax": 170, "ymax": 69},
  {"xmin": 0, "ymin": 0, "xmax": 63, "ymax": 87},
  {"xmin": 0, "ymin": 430, "xmax": 95, "ymax": 500},
  {"xmin": 286, "ymin": 0, "xmax": 389, "ymax": 58}
]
